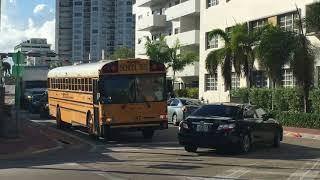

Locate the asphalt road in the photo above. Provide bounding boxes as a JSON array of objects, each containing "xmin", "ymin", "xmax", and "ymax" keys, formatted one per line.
[{"xmin": 0, "ymin": 113, "xmax": 320, "ymax": 180}]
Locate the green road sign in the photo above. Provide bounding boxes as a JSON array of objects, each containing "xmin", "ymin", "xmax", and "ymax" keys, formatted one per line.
[{"xmin": 12, "ymin": 51, "xmax": 25, "ymax": 109}]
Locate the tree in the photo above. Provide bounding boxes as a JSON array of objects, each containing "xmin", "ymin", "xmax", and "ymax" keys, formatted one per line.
[
  {"xmin": 168, "ymin": 40, "xmax": 198, "ymax": 84},
  {"xmin": 256, "ymin": 24, "xmax": 296, "ymax": 87},
  {"xmin": 306, "ymin": 2, "xmax": 320, "ymax": 33},
  {"xmin": 291, "ymin": 8, "xmax": 315, "ymax": 112},
  {"xmin": 145, "ymin": 36, "xmax": 171, "ymax": 65},
  {"xmin": 205, "ymin": 23, "xmax": 256, "ymax": 90},
  {"xmin": 257, "ymin": 10, "xmax": 316, "ymax": 112},
  {"xmin": 145, "ymin": 37, "xmax": 198, "ymax": 85},
  {"xmin": 111, "ymin": 47, "xmax": 135, "ymax": 60}
]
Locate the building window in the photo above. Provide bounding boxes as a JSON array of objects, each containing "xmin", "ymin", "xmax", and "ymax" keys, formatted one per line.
[
  {"xmin": 208, "ymin": 0, "xmax": 219, "ymax": 8},
  {"xmin": 205, "ymin": 74, "xmax": 218, "ymax": 91},
  {"xmin": 279, "ymin": 13, "xmax": 297, "ymax": 32},
  {"xmin": 206, "ymin": 33, "xmax": 218, "ymax": 49},
  {"xmin": 282, "ymin": 69, "xmax": 296, "ymax": 88},
  {"xmin": 174, "ymin": 28, "xmax": 180, "ymax": 34},
  {"xmin": 231, "ymin": 73, "xmax": 240, "ymax": 90},
  {"xmin": 253, "ymin": 71, "xmax": 268, "ymax": 88},
  {"xmin": 251, "ymin": 19, "xmax": 267, "ymax": 30}
]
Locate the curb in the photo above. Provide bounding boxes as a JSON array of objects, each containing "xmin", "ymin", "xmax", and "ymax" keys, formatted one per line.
[{"xmin": 284, "ymin": 131, "xmax": 320, "ymax": 140}]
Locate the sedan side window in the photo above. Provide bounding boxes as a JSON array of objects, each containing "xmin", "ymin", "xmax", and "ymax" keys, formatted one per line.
[
  {"xmin": 244, "ymin": 109, "xmax": 255, "ymax": 119},
  {"xmin": 170, "ymin": 99, "xmax": 180, "ymax": 106},
  {"xmin": 255, "ymin": 108, "xmax": 267, "ymax": 118}
]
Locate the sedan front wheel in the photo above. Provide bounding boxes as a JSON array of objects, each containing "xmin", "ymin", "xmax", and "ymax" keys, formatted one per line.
[{"xmin": 239, "ymin": 134, "xmax": 251, "ymax": 154}]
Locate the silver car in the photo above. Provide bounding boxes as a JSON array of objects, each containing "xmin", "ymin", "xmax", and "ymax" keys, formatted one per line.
[{"xmin": 168, "ymin": 98, "xmax": 201, "ymax": 126}]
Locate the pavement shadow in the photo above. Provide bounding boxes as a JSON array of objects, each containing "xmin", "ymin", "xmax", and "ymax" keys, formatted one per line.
[{"xmin": 196, "ymin": 142, "xmax": 320, "ymax": 161}]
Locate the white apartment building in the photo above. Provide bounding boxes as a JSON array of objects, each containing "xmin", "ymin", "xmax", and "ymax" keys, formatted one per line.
[
  {"xmin": 199, "ymin": 0, "xmax": 320, "ymax": 103},
  {"xmin": 14, "ymin": 38, "xmax": 56, "ymax": 66},
  {"xmin": 134, "ymin": 0, "xmax": 200, "ymax": 89}
]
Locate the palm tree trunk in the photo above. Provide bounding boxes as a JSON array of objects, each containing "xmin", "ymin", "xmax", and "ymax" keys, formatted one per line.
[{"xmin": 173, "ymin": 70, "xmax": 176, "ymax": 90}]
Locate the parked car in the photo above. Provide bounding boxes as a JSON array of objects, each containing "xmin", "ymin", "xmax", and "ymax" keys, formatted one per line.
[
  {"xmin": 168, "ymin": 98, "xmax": 202, "ymax": 126},
  {"xmin": 28, "ymin": 91, "xmax": 48, "ymax": 115},
  {"xmin": 178, "ymin": 103, "xmax": 283, "ymax": 154},
  {"xmin": 22, "ymin": 88, "xmax": 47, "ymax": 108}
]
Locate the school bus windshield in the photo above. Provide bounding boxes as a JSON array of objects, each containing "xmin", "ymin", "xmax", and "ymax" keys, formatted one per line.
[{"xmin": 100, "ymin": 75, "xmax": 166, "ymax": 104}]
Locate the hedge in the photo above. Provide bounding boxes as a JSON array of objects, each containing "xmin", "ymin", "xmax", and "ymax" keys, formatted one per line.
[
  {"xmin": 271, "ymin": 111, "xmax": 320, "ymax": 129},
  {"xmin": 174, "ymin": 88, "xmax": 199, "ymax": 99},
  {"xmin": 231, "ymin": 88, "xmax": 304, "ymax": 112},
  {"xmin": 310, "ymin": 89, "xmax": 320, "ymax": 113}
]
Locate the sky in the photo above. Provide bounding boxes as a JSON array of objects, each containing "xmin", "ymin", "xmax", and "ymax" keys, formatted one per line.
[{"xmin": 0, "ymin": 0, "xmax": 55, "ymax": 53}]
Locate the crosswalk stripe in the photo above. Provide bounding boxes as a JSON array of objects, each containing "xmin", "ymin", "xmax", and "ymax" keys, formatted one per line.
[{"xmin": 287, "ymin": 160, "xmax": 320, "ymax": 180}]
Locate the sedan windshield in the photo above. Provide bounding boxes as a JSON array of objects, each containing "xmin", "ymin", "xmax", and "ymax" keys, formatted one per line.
[
  {"xmin": 191, "ymin": 105, "xmax": 241, "ymax": 119},
  {"xmin": 100, "ymin": 75, "xmax": 166, "ymax": 104}
]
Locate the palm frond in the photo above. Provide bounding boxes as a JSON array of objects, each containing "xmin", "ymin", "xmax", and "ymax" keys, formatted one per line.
[
  {"xmin": 205, "ymin": 49, "xmax": 225, "ymax": 75},
  {"xmin": 208, "ymin": 29, "xmax": 230, "ymax": 43}
]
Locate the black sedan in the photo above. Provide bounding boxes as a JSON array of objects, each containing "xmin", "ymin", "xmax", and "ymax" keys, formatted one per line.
[{"xmin": 178, "ymin": 103, "xmax": 283, "ymax": 153}]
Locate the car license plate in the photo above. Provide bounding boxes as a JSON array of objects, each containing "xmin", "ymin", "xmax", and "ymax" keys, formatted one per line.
[{"xmin": 196, "ymin": 124, "xmax": 208, "ymax": 132}]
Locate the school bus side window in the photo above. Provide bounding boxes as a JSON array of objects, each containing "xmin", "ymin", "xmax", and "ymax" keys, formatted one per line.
[
  {"xmin": 81, "ymin": 79, "xmax": 85, "ymax": 91},
  {"xmin": 89, "ymin": 78, "xmax": 93, "ymax": 92},
  {"xmin": 85, "ymin": 78, "xmax": 88, "ymax": 91}
]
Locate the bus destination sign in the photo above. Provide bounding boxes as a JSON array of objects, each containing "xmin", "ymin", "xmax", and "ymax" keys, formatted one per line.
[{"xmin": 119, "ymin": 60, "xmax": 149, "ymax": 73}]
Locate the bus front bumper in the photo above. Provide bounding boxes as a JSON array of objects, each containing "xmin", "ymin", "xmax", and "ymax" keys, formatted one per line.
[{"xmin": 106, "ymin": 121, "xmax": 168, "ymax": 131}]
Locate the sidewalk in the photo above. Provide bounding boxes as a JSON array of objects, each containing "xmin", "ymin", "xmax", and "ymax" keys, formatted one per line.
[
  {"xmin": 284, "ymin": 127, "xmax": 320, "ymax": 140},
  {"xmin": 0, "ymin": 119, "xmax": 62, "ymax": 159}
]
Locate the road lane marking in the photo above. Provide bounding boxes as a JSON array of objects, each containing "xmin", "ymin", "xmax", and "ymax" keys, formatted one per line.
[
  {"xmin": 299, "ymin": 160, "xmax": 320, "ymax": 180},
  {"xmin": 288, "ymin": 160, "xmax": 320, "ymax": 180}
]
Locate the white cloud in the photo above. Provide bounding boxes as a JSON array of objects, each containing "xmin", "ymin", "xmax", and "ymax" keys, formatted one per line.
[
  {"xmin": 0, "ymin": 15, "xmax": 55, "ymax": 53},
  {"xmin": 9, "ymin": 0, "xmax": 16, "ymax": 5},
  {"xmin": 33, "ymin": 4, "xmax": 47, "ymax": 14}
]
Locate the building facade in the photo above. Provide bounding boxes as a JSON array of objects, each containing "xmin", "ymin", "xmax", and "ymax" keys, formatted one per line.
[
  {"xmin": 56, "ymin": 0, "xmax": 135, "ymax": 63},
  {"xmin": 14, "ymin": 38, "xmax": 56, "ymax": 66},
  {"xmin": 199, "ymin": 0, "xmax": 320, "ymax": 103},
  {"xmin": 134, "ymin": 0, "xmax": 200, "ymax": 89}
]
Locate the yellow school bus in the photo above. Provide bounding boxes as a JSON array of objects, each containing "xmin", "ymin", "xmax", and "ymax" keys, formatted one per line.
[{"xmin": 47, "ymin": 59, "xmax": 168, "ymax": 139}]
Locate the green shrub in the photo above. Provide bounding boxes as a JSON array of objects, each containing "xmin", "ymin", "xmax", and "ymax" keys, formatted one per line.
[
  {"xmin": 271, "ymin": 111, "xmax": 320, "ymax": 129},
  {"xmin": 187, "ymin": 88, "xmax": 199, "ymax": 99},
  {"xmin": 310, "ymin": 89, "xmax": 320, "ymax": 113},
  {"xmin": 249, "ymin": 88, "xmax": 272, "ymax": 110},
  {"xmin": 174, "ymin": 88, "xmax": 199, "ymax": 99},
  {"xmin": 231, "ymin": 88, "xmax": 303, "ymax": 112},
  {"xmin": 272, "ymin": 88, "xmax": 303, "ymax": 112},
  {"xmin": 230, "ymin": 88, "xmax": 250, "ymax": 103}
]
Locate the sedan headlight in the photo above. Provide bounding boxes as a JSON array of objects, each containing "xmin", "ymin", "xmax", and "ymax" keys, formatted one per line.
[
  {"xmin": 27, "ymin": 95, "xmax": 32, "ymax": 99},
  {"xmin": 217, "ymin": 123, "xmax": 236, "ymax": 131},
  {"xmin": 179, "ymin": 121, "xmax": 189, "ymax": 131}
]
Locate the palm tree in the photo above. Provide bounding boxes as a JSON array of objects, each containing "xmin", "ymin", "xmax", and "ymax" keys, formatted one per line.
[
  {"xmin": 205, "ymin": 29, "xmax": 233, "ymax": 90},
  {"xmin": 145, "ymin": 37, "xmax": 198, "ymax": 88},
  {"xmin": 168, "ymin": 40, "xmax": 198, "ymax": 84},
  {"xmin": 256, "ymin": 24, "xmax": 296, "ymax": 87},
  {"xmin": 291, "ymin": 9, "xmax": 315, "ymax": 112},
  {"xmin": 306, "ymin": 2, "xmax": 320, "ymax": 33},
  {"xmin": 205, "ymin": 23, "xmax": 256, "ymax": 90},
  {"xmin": 145, "ymin": 36, "xmax": 171, "ymax": 65}
]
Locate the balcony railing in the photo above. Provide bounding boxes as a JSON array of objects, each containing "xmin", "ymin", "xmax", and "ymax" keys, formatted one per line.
[
  {"xmin": 137, "ymin": 14, "xmax": 167, "ymax": 31},
  {"xmin": 166, "ymin": 30, "xmax": 200, "ymax": 47},
  {"xmin": 166, "ymin": 0, "xmax": 200, "ymax": 21}
]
